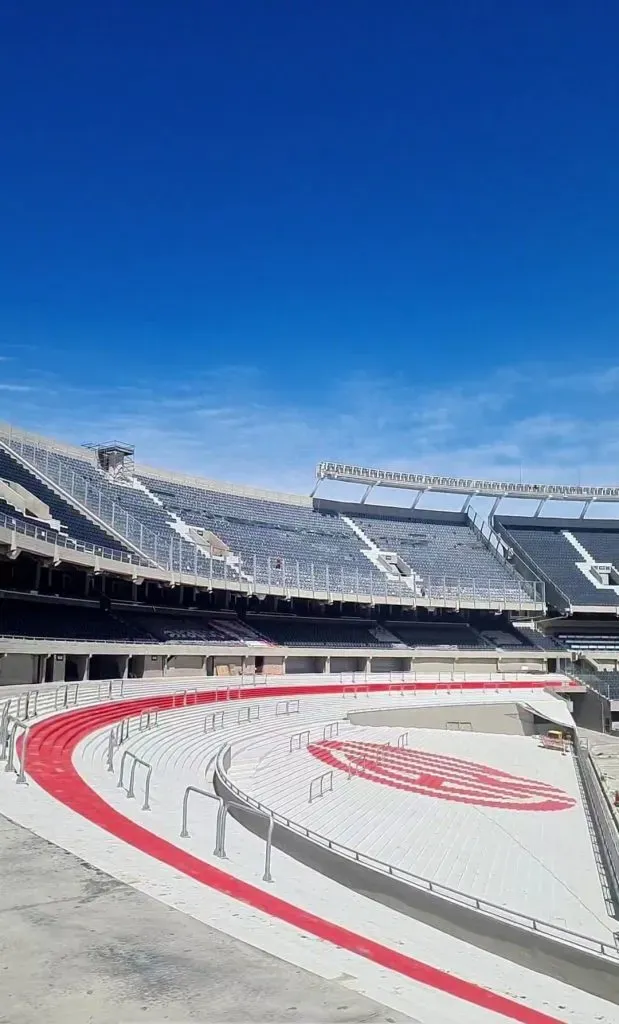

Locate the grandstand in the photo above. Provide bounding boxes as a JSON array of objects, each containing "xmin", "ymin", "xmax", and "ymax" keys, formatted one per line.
[{"xmin": 3, "ymin": 431, "xmax": 619, "ymax": 1024}]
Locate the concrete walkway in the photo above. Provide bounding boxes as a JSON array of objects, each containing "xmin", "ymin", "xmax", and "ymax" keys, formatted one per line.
[{"xmin": 0, "ymin": 813, "xmax": 412, "ymax": 1024}]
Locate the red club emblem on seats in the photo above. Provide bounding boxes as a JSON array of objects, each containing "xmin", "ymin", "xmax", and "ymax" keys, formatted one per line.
[{"xmin": 307, "ymin": 740, "xmax": 576, "ymax": 811}]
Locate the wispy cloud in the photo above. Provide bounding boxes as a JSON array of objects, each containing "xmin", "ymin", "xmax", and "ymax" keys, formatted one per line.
[{"xmin": 2, "ymin": 358, "xmax": 619, "ymax": 495}]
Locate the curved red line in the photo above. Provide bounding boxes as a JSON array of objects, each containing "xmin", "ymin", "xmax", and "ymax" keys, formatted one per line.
[{"xmin": 22, "ymin": 682, "xmax": 567, "ymax": 1024}]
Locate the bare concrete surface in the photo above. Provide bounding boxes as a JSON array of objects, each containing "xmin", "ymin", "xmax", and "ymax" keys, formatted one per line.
[{"xmin": 0, "ymin": 814, "xmax": 414, "ymax": 1024}]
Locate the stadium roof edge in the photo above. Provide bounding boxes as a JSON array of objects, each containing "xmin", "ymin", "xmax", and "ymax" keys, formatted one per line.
[{"xmin": 315, "ymin": 461, "xmax": 619, "ymax": 502}]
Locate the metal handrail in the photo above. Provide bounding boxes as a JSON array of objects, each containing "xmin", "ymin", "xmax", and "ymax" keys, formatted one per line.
[
  {"xmin": 54, "ymin": 683, "xmax": 79, "ymax": 710},
  {"xmin": 322, "ymin": 721, "xmax": 340, "ymax": 740},
  {"xmin": 138, "ymin": 708, "xmax": 159, "ymax": 731},
  {"xmin": 289, "ymin": 729, "xmax": 310, "ymax": 753},
  {"xmin": 216, "ymin": 749, "xmax": 619, "ymax": 961},
  {"xmin": 237, "ymin": 705, "xmax": 259, "ymax": 725},
  {"xmin": 275, "ymin": 699, "xmax": 300, "ymax": 716},
  {"xmin": 180, "ymin": 785, "xmax": 224, "ymax": 854},
  {"xmin": 219, "ymin": 797, "xmax": 274, "ymax": 883},
  {"xmin": 117, "ymin": 751, "xmax": 152, "ymax": 810},
  {"xmin": 309, "ymin": 770, "xmax": 333, "ymax": 803},
  {"xmin": 204, "ymin": 710, "xmax": 225, "ymax": 732},
  {"xmin": 3, "ymin": 715, "xmax": 29, "ymax": 784}
]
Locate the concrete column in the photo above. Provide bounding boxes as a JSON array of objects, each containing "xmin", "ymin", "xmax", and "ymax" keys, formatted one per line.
[
  {"xmin": 33, "ymin": 561, "xmax": 42, "ymax": 591},
  {"xmin": 324, "ymin": 656, "xmax": 331, "ymax": 674},
  {"xmin": 48, "ymin": 654, "xmax": 66, "ymax": 682},
  {"xmin": 73, "ymin": 654, "xmax": 90, "ymax": 682},
  {"xmin": 119, "ymin": 655, "xmax": 129, "ymax": 680}
]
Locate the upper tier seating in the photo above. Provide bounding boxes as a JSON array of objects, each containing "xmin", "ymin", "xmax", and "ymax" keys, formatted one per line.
[
  {"xmin": 0, "ymin": 448, "xmax": 131, "ymax": 556},
  {"xmin": 495, "ymin": 520, "xmax": 619, "ymax": 609},
  {"xmin": 0, "ymin": 433, "xmax": 535, "ymax": 604},
  {"xmin": 351, "ymin": 512, "xmax": 521, "ymax": 599},
  {"xmin": 570, "ymin": 528, "xmax": 619, "ymax": 569},
  {"xmin": 251, "ymin": 618, "xmax": 401, "ymax": 647},
  {"xmin": 139, "ymin": 476, "xmax": 404, "ymax": 596}
]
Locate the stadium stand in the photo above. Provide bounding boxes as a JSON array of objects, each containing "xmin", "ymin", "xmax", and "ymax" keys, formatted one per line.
[
  {"xmin": 387, "ymin": 620, "xmax": 487, "ymax": 649},
  {"xmin": 494, "ymin": 517, "xmax": 619, "ymax": 609},
  {"xmin": 555, "ymin": 629, "xmax": 619, "ymax": 652},
  {"xmin": 248, "ymin": 617, "xmax": 401, "ymax": 648},
  {"xmin": 348, "ymin": 507, "xmax": 526, "ymax": 601},
  {"xmin": 571, "ymin": 527, "xmax": 619, "ymax": 569},
  {"xmin": 0, "ymin": 447, "xmax": 130, "ymax": 554},
  {"xmin": 138, "ymin": 474, "xmax": 405, "ymax": 595},
  {"xmin": 120, "ymin": 611, "xmax": 266, "ymax": 645},
  {"xmin": 0, "ymin": 428, "xmax": 541, "ymax": 607}
]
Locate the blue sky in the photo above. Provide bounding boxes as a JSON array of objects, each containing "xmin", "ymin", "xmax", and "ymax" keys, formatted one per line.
[{"xmin": 1, "ymin": 1, "xmax": 618, "ymax": 495}]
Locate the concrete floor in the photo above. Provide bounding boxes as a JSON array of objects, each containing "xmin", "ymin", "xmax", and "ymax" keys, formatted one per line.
[{"xmin": 0, "ymin": 814, "xmax": 413, "ymax": 1024}]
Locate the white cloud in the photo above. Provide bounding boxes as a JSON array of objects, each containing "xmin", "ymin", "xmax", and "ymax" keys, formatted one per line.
[{"xmin": 2, "ymin": 358, "xmax": 619, "ymax": 495}]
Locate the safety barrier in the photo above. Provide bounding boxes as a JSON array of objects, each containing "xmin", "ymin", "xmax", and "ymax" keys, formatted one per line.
[
  {"xmin": 54, "ymin": 683, "xmax": 79, "ymax": 711},
  {"xmin": 309, "ymin": 770, "xmax": 333, "ymax": 804},
  {"xmin": 117, "ymin": 751, "xmax": 152, "ymax": 810},
  {"xmin": 2, "ymin": 715, "xmax": 29, "ymax": 784},
  {"xmin": 396, "ymin": 731, "xmax": 409, "ymax": 748},
  {"xmin": 204, "ymin": 710, "xmax": 225, "ymax": 732},
  {"xmin": 12, "ymin": 689, "xmax": 39, "ymax": 719},
  {"xmin": 172, "ymin": 688, "xmax": 199, "ymax": 708},
  {"xmin": 97, "ymin": 679, "xmax": 125, "ymax": 702},
  {"xmin": 322, "ymin": 722, "xmax": 340, "ymax": 740},
  {"xmin": 219, "ymin": 798, "xmax": 274, "ymax": 883},
  {"xmin": 180, "ymin": 785, "xmax": 224, "ymax": 851},
  {"xmin": 275, "ymin": 699, "xmax": 300, "ymax": 716},
  {"xmin": 138, "ymin": 709, "xmax": 159, "ymax": 732},
  {"xmin": 289, "ymin": 729, "xmax": 310, "ymax": 753},
  {"xmin": 575, "ymin": 735, "xmax": 619, "ymax": 909},
  {"xmin": 237, "ymin": 705, "xmax": 260, "ymax": 725}
]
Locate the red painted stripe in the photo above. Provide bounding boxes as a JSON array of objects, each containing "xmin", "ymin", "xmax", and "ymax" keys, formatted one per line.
[{"xmin": 23, "ymin": 682, "xmax": 567, "ymax": 1024}]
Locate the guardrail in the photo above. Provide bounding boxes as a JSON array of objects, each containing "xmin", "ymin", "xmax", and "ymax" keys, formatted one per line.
[
  {"xmin": 396, "ymin": 731, "xmax": 409, "ymax": 748},
  {"xmin": 322, "ymin": 721, "xmax": 340, "ymax": 740},
  {"xmin": 54, "ymin": 683, "xmax": 79, "ymax": 711},
  {"xmin": 205, "ymin": 710, "xmax": 225, "ymax": 732},
  {"xmin": 575, "ymin": 735, "xmax": 619, "ymax": 909},
  {"xmin": 172, "ymin": 688, "xmax": 198, "ymax": 708},
  {"xmin": 117, "ymin": 751, "xmax": 152, "ymax": 810},
  {"xmin": 309, "ymin": 770, "xmax": 333, "ymax": 803},
  {"xmin": 219, "ymin": 798, "xmax": 274, "ymax": 882},
  {"xmin": 275, "ymin": 699, "xmax": 300, "ymax": 716},
  {"xmin": 237, "ymin": 705, "xmax": 260, "ymax": 724},
  {"xmin": 216, "ymin": 745, "xmax": 619, "ymax": 962},
  {"xmin": 289, "ymin": 730, "xmax": 310, "ymax": 753},
  {"xmin": 1, "ymin": 714, "xmax": 30, "ymax": 784},
  {"xmin": 180, "ymin": 785, "xmax": 225, "ymax": 851}
]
